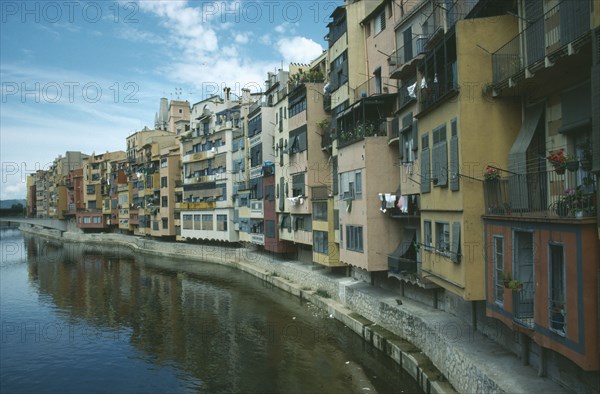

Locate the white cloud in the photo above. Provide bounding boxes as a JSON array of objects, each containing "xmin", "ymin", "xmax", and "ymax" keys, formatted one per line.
[
  {"xmin": 234, "ymin": 33, "xmax": 249, "ymax": 44},
  {"xmin": 274, "ymin": 22, "xmax": 298, "ymax": 34},
  {"xmin": 276, "ymin": 36, "xmax": 323, "ymax": 64},
  {"xmin": 259, "ymin": 34, "xmax": 272, "ymax": 46}
]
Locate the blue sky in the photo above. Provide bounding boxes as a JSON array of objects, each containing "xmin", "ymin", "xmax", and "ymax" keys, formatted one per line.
[{"xmin": 1, "ymin": 0, "xmax": 342, "ymax": 199}]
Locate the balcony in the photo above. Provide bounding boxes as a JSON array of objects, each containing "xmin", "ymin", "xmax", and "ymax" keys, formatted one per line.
[
  {"xmin": 419, "ymin": 64, "xmax": 458, "ymax": 114},
  {"xmin": 483, "ymin": 169, "xmax": 596, "ymax": 219},
  {"xmin": 389, "ymin": 35, "xmax": 429, "ymax": 80},
  {"xmin": 176, "ymin": 202, "xmax": 217, "ymax": 210},
  {"xmin": 492, "ymin": 1, "xmax": 591, "ymax": 86},
  {"xmin": 251, "ymin": 233, "xmax": 265, "ymax": 245},
  {"xmin": 321, "ymin": 130, "xmax": 335, "ymax": 151}
]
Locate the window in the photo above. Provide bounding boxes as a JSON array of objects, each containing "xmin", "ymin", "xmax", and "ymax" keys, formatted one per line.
[
  {"xmin": 161, "ymin": 176, "xmax": 168, "ymax": 188},
  {"xmin": 423, "ymin": 221, "xmax": 432, "ymax": 249},
  {"xmin": 87, "ymin": 185, "xmax": 96, "ymax": 194},
  {"xmin": 288, "ymin": 97, "xmax": 307, "ymax": 117},
  {"xmin": 92, "ymin": 216, "xmax": 102, "ymax": 224},
  {"xmin": 88, "ymin": 201, "xmax": 97, "ymax": 209},
  {"xmin": 83, "ymin": 216, "xmax": 91, "ymax": 224},
  {"xmin": 313, "ymin": 231, "xmax": 329, "ymax": 254},
  {"xmin": 217, "ymin": 214, "xmax": 227, "ymax": 231},
  {"xmin": 355, "ymin": 171, "xmax": 362, "ymax": 199},
  {"xmin": 374, "ymin": 68, "xmax": 382, "ymax": 94},
  {"xmin": 400, "ymin": 113, "xmax": 415, "ymax": 162},
  {"xmin": 340, "ymin": 171, "xmax": 362, "ymax": 200},
  {"xmin": 160, "ymin": 158, "xmax": 167, "ymax": 168},
  {"xmin": 265, "ymin": 220, "xmax": 275, "ymax": 238},
  {"xmin": 161, "ymin": 196, "xmax": 168, "ymax": 208},
  {"xmin": 289, "ymin": 125, "xmax": 308, "ymax": 154},
  {"xmin": 345, "ymin": 225, "xmax": 363, "ymax": 252},
  {"xmin": 294, "ymin": 216, "xmax": 304, "ymax": 231},
  {"xmin": 549, "ymin": 244, "xmax": 566, "ymax": 335},
  {"xmin": 493, "ymin": 236, "xmax": 504, "ymax": 305},
  {"xmin": 432, "ymin": 124, "xmax": 448, "ymax": 187},
  {"xmin": 264, "ymin": 185, "xmax": 275, "ymax": 201},
  {"xmin": 162, "ymin": 218, "xmax": 168, "ymax": 229},
  {"xmin": 333, "ymin": 209, "xmax": 339, "ymax": 230},
  {"xmin": 146, "ymin": 176, "xmax": 153, "ymax": 189},
  {"xmin": 435, "ymin": 222, "xmax": 450, "ymax": 254},
  {"xmin": 292, "ymin": 173, "xmax": 305, "ymax": 197},
  {"xmin": 202, "ymin": 214, "xmax": 213, "ymax": 231},
  {"xmin": 374, "ymin": 9, "xmax": 386, "ymax": 34},
  {"xmin": 313, "ymin": 202, "xmax": 328, "ymax": 221}
]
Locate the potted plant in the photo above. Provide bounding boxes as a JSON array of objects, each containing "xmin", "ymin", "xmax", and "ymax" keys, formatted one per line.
[
  {"xmin": 484, "ymin": 166, "xmax": 500, "ymax": 182},
  {"xmin": 546, "ymin": 148, "xmax": 569, "ymax": 174},
  {"xmin": 507, "ymin": 279, "xmax": 523, "ymax": 291}
]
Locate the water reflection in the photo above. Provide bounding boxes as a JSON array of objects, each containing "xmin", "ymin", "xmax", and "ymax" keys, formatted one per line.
[{"xmin": 1, "ymin": 230, "xmax": 419, "ymax": 393}]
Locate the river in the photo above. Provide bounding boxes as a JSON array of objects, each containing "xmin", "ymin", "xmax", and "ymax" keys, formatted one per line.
[{"xmin": 0, "ymin": 228, "xmax": 420, "ymax": 393}]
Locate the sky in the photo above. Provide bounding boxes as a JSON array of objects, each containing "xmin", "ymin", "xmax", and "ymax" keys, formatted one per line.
[{"xmin": 0, "ymin": 0, "xmax": 343, "ymax": 200}]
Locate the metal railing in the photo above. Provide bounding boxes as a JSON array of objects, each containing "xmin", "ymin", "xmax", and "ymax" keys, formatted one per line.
[
  {"xmin": 354, "ymin": 76, "xmax": 391, "ymax": 101},
  {"xmin": 338, "ymin": 120, "xmax": 386, "ymax": 147},
  {"xmin": 419, "ymin": 62, "xmax": 458, "ymax": 112},
  {"xmin": 492, "ymin": 1, "xmax": 590, "ymax": 84},
  {"xmin": 389, "ymin": 34, "xmax": 429, "ymax": 77},
  {"xmin": 483, "ymin": 168, "xmax": 597, "ymax": 218}
]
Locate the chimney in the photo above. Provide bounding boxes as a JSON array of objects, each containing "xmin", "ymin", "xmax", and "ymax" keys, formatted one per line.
[{"xmin": 241, "ymin": 88, "xmax": 251, "ymax": 104}]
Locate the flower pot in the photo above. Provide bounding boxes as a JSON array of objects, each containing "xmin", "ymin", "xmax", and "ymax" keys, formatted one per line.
[
  {"xmin": 554, "ymin": 165, "xmax": 566, "ymax": 175},
  {"xmin": 575, "ymin": 210, "xmax": 584, "ymax": 219},
  {"xmin": 581, "ymin": 159, "xmax": 592, "ymax": 171},
  {"xmin": 566, "ymin": 161, "xmax": 579, "ymax": 172}
]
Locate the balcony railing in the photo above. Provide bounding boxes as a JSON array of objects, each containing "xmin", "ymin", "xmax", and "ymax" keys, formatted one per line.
[
  {"xmin": 492, "ymin": 0, "xmax": 591, "ymax": 84},
  {"xmin": 176, "ymin": 202, "xmax": 217, "ymax": 210},
  {"xmin": 338, "ymin": 120, "xmax": 386, "ymax": 147},
  {"xmin": 354, "ymin": 76, "xmax": 391, "ymax": 101},
  {"xmin": 419, "ymin": 62, "xmax": 458, "ymax": 113},
  {"xmin": 389, "ymin": 35, "xmax": 429, "ymax": 79},
  {"xmin": 483, "ymin": 169, "xmax": 597, "ymax": 219}
]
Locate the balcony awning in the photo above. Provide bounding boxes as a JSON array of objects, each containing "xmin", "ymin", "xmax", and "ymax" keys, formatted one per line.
[
  {"xmin": 559, "ymin": 81, "xmax": 591, "ymax": 135},
  {"xmin": 388, "ymin": 227, "xmax": 417, "ymax": 273},
  {"xmin": 508, "ymin": 103, "xmax": 544, "ymax": 175}
]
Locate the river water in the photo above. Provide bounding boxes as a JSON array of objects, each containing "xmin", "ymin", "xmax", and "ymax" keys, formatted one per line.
[{"xmin": 0, "ymin": 229, "xmax": 419, "ymax": 393}]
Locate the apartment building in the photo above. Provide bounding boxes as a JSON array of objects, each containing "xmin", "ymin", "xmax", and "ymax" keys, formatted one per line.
[
  {"xmin": 26, "ymin": 174, "xmax": 36, "ymax": 217},
  {"xmin": 274, "ymin": 58, "xmax": 331, "ymax": 263},
  {"xmin": 122, "ymin": 128, "xmax": 175, "ymax": 234},
  {"xmin": 63, "ymin": 168, "xmax": 84, "ymax": 221},
  {"xmin": 179, "ymin": 90, "xmax": 251, "ymax": 242},
  {"xmin": 481, "ymin": 0, "xmax": 599, "ymax": 388},
  {"xmin": 259, "ymin": 70, "xmax": 298, "ymax": 255},
  {"xmin": 79, "ymin": 151, "xmax": 126, "ymax": 231},
  {"xmin": 155, "ymin": 145, "xmax": 181, "ymax": 238}
]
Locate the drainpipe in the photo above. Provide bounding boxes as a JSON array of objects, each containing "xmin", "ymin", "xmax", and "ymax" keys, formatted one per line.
[
  {"xmin": 538, "ymin": 347, "xmax": 547, "ymax": 377},
  {"xmin": 471, "ymin": 301, "xmax": 477, "ymax": 331},
  {"xmin": 520, "ymin": 332, "xmax": 529, "ymax": 365}
]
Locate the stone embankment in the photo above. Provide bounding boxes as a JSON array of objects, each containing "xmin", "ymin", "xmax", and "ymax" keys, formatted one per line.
[{"xmin": 21, "ymin": 226, "xmax": 567, "ymax": 394}]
